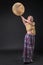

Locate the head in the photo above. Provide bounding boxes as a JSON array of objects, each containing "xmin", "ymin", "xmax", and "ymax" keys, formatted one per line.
[{"xmin": 27, "ymin": 15, "xmax": 34, "ymax": 22}]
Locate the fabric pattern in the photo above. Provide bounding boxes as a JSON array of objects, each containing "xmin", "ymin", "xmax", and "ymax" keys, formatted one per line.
[{"xmin": 23, "ymin": 33, "xmax": 35, "ymax": 62}]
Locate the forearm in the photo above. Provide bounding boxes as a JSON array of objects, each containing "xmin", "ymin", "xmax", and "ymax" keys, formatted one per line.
[
  {"xmin": 28, "ymin": 21, "xmax": 35, "ymax": 26},
  {"xmin": 21, "ymin": 16, "xmax": 27, "ymax": 25},
  {"xmin": 21, "ymin": 16, "xmax": 27, "ymax": 21}
]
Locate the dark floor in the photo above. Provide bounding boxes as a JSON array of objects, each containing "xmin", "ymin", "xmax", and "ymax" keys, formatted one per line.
[{"xmin": 0, "ymin": 50, "xmax": 43, "ymax": 65}]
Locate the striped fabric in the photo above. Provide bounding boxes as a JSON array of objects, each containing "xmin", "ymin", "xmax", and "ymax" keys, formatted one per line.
[{"xmin": 23, "ymin": 33, "xmax": 35, "ymax": 62}]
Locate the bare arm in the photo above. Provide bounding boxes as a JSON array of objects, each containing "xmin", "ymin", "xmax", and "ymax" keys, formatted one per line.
[
  {"xmin": 27, "ymin": 20, "xmax": 35, "ymax": 26},
  {"xmin": 21, "ymin": 16, "xmax": 35, "ymax": 26},
  {"xmin": 30, "ymin": 22, "xmax": 35, "ymax": 26},
  {"xmin": 20, "ymin": 16, "xmax": 27, "ymax": 25}
]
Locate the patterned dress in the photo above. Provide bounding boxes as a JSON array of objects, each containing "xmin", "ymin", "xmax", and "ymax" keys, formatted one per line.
[{"xmin": 23, "ymin": 33, "xmax": 35, "ymax": 62}]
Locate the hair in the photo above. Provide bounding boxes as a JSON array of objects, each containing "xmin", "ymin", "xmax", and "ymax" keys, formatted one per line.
[{"xmin": 27, "ymin": 15, "xmax": 34, "ymax": 22}]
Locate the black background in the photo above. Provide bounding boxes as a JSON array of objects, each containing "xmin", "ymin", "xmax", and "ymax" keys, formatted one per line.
[{"xmin": 0, "ymin": 0, "xmax": 43, "ymax": 53}]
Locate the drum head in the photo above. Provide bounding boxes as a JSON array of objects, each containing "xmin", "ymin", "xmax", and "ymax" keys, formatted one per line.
[{"xmin": 12, "ymin": 2, "xmax": 25, "ymax": 16}]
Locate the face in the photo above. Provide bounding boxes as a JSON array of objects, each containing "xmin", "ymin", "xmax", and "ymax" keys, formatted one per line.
[{"xmin": 27, "ymin": 16, "xmax": 33, "ymax": 22}]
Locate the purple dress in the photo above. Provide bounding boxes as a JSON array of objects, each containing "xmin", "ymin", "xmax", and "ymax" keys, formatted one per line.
[{"xmin": 23, "ymin": 33, "xmax": 35, "ymax": 62}]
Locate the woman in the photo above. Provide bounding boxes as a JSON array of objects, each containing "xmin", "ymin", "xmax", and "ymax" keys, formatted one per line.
[{"xmin": 21, "ymin": 15, "xmax": 36, "ymax": 63}]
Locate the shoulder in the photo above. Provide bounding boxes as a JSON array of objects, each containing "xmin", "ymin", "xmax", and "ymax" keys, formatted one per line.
[{"xmin": 33, "ymin": 22, "xmax": 35, "ymax": 25}]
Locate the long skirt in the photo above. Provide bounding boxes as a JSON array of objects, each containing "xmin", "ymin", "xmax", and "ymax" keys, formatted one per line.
[{"xmin": 23, "ymin": 33, "xmax": 35, "ymax": 62}]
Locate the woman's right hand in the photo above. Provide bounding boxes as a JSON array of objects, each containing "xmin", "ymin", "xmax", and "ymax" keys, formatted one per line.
[
  {"xmin": 21, "ymin": 16, "xmax": 25, "ymax": 20},
  {"xmin": 21, "ymin": 16, "xmax": 27, "ymax": 22}
]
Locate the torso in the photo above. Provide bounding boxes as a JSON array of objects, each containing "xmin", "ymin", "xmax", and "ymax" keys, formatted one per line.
[{"xmin": 25, "ymin": 23, "xmax": 36, "ymax": 35}]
